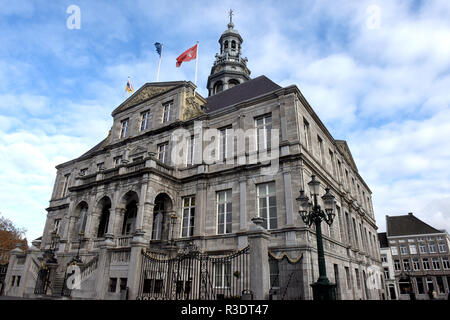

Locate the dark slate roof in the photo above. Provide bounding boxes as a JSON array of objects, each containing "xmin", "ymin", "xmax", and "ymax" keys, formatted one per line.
[
  {"xmin": 378, "ymin": 232, "xmax": 388, "ymax": 248},
  {"xmin": 205, "ymin": 75, "xmax": 282, "ymax": 113},
  {"xmin": 386, "ymin": 213, "xmax": 442, "ymax": 237}
]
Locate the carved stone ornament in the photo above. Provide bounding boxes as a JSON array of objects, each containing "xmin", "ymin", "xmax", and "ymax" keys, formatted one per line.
[
  {"xmin": 182, "ymin": 93, "xmax": 205, "ymax": 120},
  {"xmin": 117, "ymin": 86, "xmax": 172, "ymax": 113}
]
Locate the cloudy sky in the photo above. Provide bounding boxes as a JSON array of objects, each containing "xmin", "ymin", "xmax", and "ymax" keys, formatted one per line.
[{"xmin": 1, "ymin": 0, "xmax": 450, "ymax": 241}]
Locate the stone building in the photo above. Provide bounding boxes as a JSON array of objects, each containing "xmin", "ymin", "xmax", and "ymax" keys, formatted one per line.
[
  {"xmin": 378, "ymin": 213, "xmax": 450, "ymax": 300},
  {"xmin": 3, "ymin": 17, "xmax": 383, "ymax": 300}
]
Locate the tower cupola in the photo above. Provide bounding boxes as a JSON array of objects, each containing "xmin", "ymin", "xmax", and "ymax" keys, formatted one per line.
[{"xmin": 207, "ymin": 10, "xmax": 251, "ymax": 96}]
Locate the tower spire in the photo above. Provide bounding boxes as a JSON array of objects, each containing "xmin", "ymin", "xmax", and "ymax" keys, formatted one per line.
[{"xmin": 206, "ymin": 10, "xmax": 251, "ymax": 96}]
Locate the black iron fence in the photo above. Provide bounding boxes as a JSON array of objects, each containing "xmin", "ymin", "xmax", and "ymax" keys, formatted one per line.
[{"xmin": 137, "ymin": 246, "xmax": 250, "ymax": 300}]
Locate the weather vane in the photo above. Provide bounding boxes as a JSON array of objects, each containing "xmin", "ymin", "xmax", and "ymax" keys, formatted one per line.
[{"xmin": 229, "ymin": 9, "xmax": 234, "ymax": 24}]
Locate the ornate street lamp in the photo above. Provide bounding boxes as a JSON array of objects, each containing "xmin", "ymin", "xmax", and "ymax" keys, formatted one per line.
[
  {"xmin": 296, "ymin": 175, "xmax": 337, "ymax": 300},
  {"xmin": 72, "ymin": 231, "xmax": 85, "ymax": 265}
]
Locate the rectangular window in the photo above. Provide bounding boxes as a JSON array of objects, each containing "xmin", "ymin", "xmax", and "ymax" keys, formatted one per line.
[
  {"xmin": 109, "ymin": 278, "xmax": 117, "ymax": 293},
  {"xmin": 432, "ymin": 258, "xmax": 440, "ymax": 270},
  {"xmin": 219, "ymin": 126, "xmax": 233, "ymax": 162},
  {"xmin": 181, "ymin": 196, "xmax": 195, "ymax": 237},
  {"xmin": 140, "ymin": 110, "xmax": 150, "ymax": 131},
  {"xmin": 419, "ymin": 244, "xmax": 427, "ymax": 254},
  {"xmin": 257, "ymin": 182, "xmax": 277, "ymax": 230},
  {"xmin": 214, "ymin": 262, "xmax": 231, "ymax": 288},
  {"xmin": 162, "ymin": 101, "xmax": 173, "ymax": 123},
  {"xmin": 157, "ymin": 142, "xmax": 169, "ymax": 164},
  {"xmin": 97, "ymin": 162, "xmax": 105, "ymax": 171},
  {"xmin": 255, "ymin": 114, "xmax": 272, "ymax": 151},
  {"xmin": 409, "ymin": 244, "xmax": 417, "ymax": 255},
  {"xmin": 394, "ymin": 260, "xmax": 401, "ymax": 271},
  {"xmin": 120, "ymin": 119, "xmax": 129, "ymax": 138},
  {"xmin": 187, "ymin": 135, "xmax": 195, "ymax": 165},
  {"xmin": 402, "ymin": 259, "xmax": 411, "ymax": 271},
  {"xmin": 16, "ymin": 276, "xmax": 21, "ymax": 287},
  {"xmin": 391, "ymin": 246, "xmax": 398, "ymax": 256},
  {"xmin": 413, "ymin": 258, "xmax": 420, "ymax": 271},
  {"xmin": 53, "ymin": 219, "xmax": 61, "ymax": 234},
  {"xmin": 11, "ymin": 276, "xmax": 15, "ymax": 287},
  {"xmin": 114, "ymin": 156, "xmax": 122, "ymax": 167},
  {"xmin": 61, "ymin": 173, "xmax": 70, "ymax": 198},
  {"xmin": 303, "ymin": 118, "xmax": 311, "ymax": 151},
  {"xmin": 416, "ymin": 277, "xmax": 425, "ymax": 294},
  {"xmin": 352, "ymin": 218, "xmax": 359, "ymax": 247},
  {"xmin": 329, "ymin": 150, "xmax": 337, "ymax": 176},
  {"xmin": 345, "ymin": 170, "xmax": 350, "ymax": 190},
  {"xmin": 119, "ymin": 278, "xmax": 127, "ymax": 291},
  {"xmin": 345, "ymin": 267, "xmax": 351, "ymax": 289},
  {"xmin": 429, "ymin": 244, "xmax": 437, "ymax": 253},
  {"xmin": 438, "ymin": 243, "xmax": 446, "ymax": 253},
  {"xmin": 442, "ymin": 257, "xmax": 450, "ymax": 270},
  {"xmin": 217, "ymin": 190, "xmax": 232, "ymax": 234},
  {"xmin": 269, "ymin": 259, "xmax": 280, "ymax": 288},
  {"xmin": 381, "ymin": 255, "xmax": 387, "ymax": 263},
  {"xmin": 317, "ymin": 135, "xmax": 324, "ymax": 165},
  {"xmin": 355, "ymin": 268, "xmax": 361, "ymax": 289},
  {"xmin": 400, "ymin": 246, "xmax": 408, "ymax": 255},
  {"xmin": 422, "ymin": 258, "xmax": 430, "ymax": 270},
  {"xmin": 383, "ymin": 267, "xmax": 389, "ymax": 280}
]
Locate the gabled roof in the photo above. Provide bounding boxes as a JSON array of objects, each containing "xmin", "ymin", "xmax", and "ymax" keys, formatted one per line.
[
  {"xmin": 378, "ymin": 232, "xmax": 389, "ymax": 248},
  {"xmin": 386, "ymin": 213, "xmax": 443, "ymax": 237},
  {"xmin": 205, "ymin": 75, "xmax": 281, "ymax": 113}
]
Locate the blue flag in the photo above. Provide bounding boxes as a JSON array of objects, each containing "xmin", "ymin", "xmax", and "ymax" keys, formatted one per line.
[{"xmin": 155, "ymin": 42, "xmax": 163, "ymax": 56}]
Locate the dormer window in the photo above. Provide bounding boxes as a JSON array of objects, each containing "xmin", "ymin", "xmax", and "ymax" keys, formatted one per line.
[
  {"xmin": 163, "ymin": 101, "xmax": 173, "ymax": 123},
  {"xmin": 120, "ymin": 119, "xmax": 129, "ymax": 138}
]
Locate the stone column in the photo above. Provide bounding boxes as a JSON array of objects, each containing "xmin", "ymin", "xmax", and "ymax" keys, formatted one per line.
[
  {"xmin": 195, "ymin": 180, "xmax": 207, "ymax": 237},
  {"xmin": 247, "ymin": 217, "xmax": 271, "ymax": 300},
  {"xmin": 127, "ymin": 233, "xmax": 147, "ymax": 300},
  {"xmin": 94, "ymin": 237, "xmax": 115, "ymax": 299},
  {"xmin": 135, "ymin": 178, "xmax": 149, "ymax": 233},
  {"xmin": 238, "ymin": 176, "xmax": 248, "ymax": 248}
]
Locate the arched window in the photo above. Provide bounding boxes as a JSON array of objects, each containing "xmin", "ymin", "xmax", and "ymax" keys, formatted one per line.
[
  {"xmin": 214, "ymin": 81, "xmax": 223, "ymax": 94},
  {"xmin": 231, "ymin": 40, "xmax": 236, "ymax": 49},
  {"xmin": 97, "ymin": 198, "xmax": 111, "ymax": 238},
  {"xmin": 122, "ymin": 200, "xmax": 138, "ymax": 235},
  {"xmin": 224, "ymin": 41, "xmax": 228, "ymax": 49},
  {"xmin": 228, "ymin": 79, "xmax": 239, "ymax": 89},
  {"xmin": 151, "ymin": 194, "xmax": 173, "ymax": 241}
]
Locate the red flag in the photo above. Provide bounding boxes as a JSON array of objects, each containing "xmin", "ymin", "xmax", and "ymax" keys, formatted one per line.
[{"xmin": 176, "ymin": 44, "xmax": 198, "ymax": 67}]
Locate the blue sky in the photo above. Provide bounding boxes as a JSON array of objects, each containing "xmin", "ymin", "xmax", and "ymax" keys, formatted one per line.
[{"xmin": 1, "ymin": 0, "xmax": 450, "ymax": 241}]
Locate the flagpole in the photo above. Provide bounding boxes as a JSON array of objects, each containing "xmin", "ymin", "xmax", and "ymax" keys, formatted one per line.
[
  {"xmin": 157, "ymin": 44, "xmax": 163, "ymax": 82},
  {"xmin": 194, "ymin": 41, "xmax": 199, "ymax": 96}
]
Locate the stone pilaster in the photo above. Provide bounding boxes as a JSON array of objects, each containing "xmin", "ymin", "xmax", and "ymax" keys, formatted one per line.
[
  {"xmin": 127, "ymin": 232, "xmax": 147, "ymax": 300},
  {"xmin": 247, "ymin": 217, "xmax": 271, "ymax": 300}
]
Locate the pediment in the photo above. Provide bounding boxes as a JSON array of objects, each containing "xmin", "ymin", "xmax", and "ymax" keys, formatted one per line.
[
  {"xmin": 129, "ymin": 146, "xmax": 147, "ymax": 156},
  {"xmin": 112, "ymin": 82, "xmax": 183, "ymax": 116},
  {"xmin": 335, "ymin": 140, "xmax": 358, "ymax": 172}
]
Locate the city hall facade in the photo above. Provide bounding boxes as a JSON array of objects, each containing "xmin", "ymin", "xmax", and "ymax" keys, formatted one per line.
[{"xmin": 4, "ymin": 18, "xmax": 384, "ymax": 300}]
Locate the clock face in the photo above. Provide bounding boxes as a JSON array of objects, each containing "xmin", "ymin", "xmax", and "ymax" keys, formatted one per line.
[{"xmin": 215, "ymin": 66, "xmax": 222, "ymax": 73}]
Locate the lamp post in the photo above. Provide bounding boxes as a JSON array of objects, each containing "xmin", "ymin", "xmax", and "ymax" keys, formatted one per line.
[
  {"xmin": 72, "ymin": 231, "xmax": 85, "ymax": 265},
  {"xmin": 170, "ymin": 213, "xmax": 178, "ymax": 246},
  {"xmin": 296, "ymin": 175, "xmax": 337, "ymax": 300}
]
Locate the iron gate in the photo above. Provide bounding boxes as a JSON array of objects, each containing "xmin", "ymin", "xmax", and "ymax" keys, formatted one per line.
[
  {"xmin": 137, "ymin": 246, "xmax": 250, "ymax": 300},
  {"xmin": 34, "ymin": 265, "xmax": 50, "ymax": 295}
]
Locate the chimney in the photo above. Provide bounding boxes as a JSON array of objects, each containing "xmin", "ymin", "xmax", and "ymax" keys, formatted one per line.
[{"xmin": 408, "ymin": 212, "xmax": 413, "ymax": 216}]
